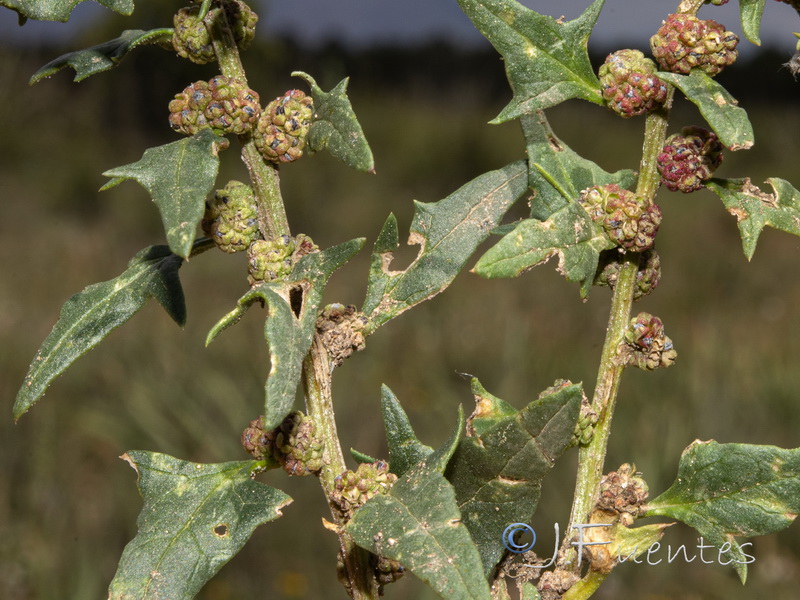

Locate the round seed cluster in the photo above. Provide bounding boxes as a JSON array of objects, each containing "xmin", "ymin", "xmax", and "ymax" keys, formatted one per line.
[
  {"xmin": 169, "ymin": 75, "xmax": 260, "ymax": 136},
  {"xmin": 599, "ymin": 49, "xmax": 668, "ymax": 118},
  {"xmin": 657, "ymin": 126, "xmax": 723, "ymax": 193},
  {"xmin": 650, "ymin": 13, "xmax": 739, "ymax": 76},
  {"xmin": 254, "ymin": 90, "xmax": 315, "ymax": 163},
  {"xmin": 579, "ymin": 184, "xmax": 662, "ymax": 252}
]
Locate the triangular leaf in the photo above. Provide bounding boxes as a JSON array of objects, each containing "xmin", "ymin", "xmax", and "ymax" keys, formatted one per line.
[
  {"xmin": 346, "ymin": 463, "xmax": 492, "ymax": 600},
  {"xmin": 425, "ymin": 405, "xmax": 465, "ymax": 475},
  {"xmin": 1, "ymin": 0, "xmax": 132, "ymax": 22},
  {"xmin": 706, "ymin": 177, "xmax": 800, "ymax": 260},
  {"xmin": 292, "ymin": 71, "xmax": 374, "ymax": 172},
  {"xmin": 455, "ymin": 0, "xmax": 605, "ymax": 122},
  {"xmin": 645, "ymin": 440, "xmax": 800, "ymax": 583},
  {"xmin": 14, "ymin": 245, "xmax": 187, "ymax": 420},
  {"xmin": 740, "ymin": 0, "xmax": 766, "ymax": 45},
  {"xmin": 657, "ymin": 71, "xmax": 753, "ymax": 151},
  {"xmin": 522, "ymin": 111, "xmax": 636, "ymax": 220},
  {"xmin": 381, "ymin": 384, "xmax": 434, "ymax": 478},
  {"xmin": 108, "ymin": 451, "xmax": 291, "ymax": 599},
  {"xmin": 208, "ymin": 240, "xmax": 364, "ymax": 429},
  {"xmin": 29, "ymin": 29, "xmax": 172, "ymax": 84},
  {"xmin": 473, "ymin": 202, "xmax": 615, "ymax": 297},
  {"xmin": 363, "ymin": 160, "xmax": 529, "ymax": 332},
  {"xmin": 466, "ymin": 378, "xmax": 517, "ymax": 438},
  {"xmin": 102, "ymin": 130, "xmax": 226, "ymax": 258},
  {"xmin": 446, "ymin": 380, "xmax": 583, "ymax": 575}
]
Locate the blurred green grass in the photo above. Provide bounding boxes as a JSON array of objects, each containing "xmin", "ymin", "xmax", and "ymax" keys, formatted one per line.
[{"xmin": 2, "ymin": 38, "xmax": 800, "ymax": 600}]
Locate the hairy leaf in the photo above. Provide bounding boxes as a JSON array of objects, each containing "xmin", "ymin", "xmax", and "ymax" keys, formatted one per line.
[
  {"xmin": 207, "ymin": 240, "xmax": 364, "ymax": 429},
  {"xmin": 102, "ymin": 130, "xmax": 226, "ymax": 258},
  {"xmin": 446, "ymin": 380, "xmax": 582, "ymax": 574},
  {"xmin": 645, "ymin": 440, "xmax": 800, "ymax": 583},
  {"xmin": 657, "ymin": 71, "xmax": 753, "ymax": 151},
  {"xmin": 474, "ymin": 202, "xmax": 614, "ymax": 297},
  {"xmin": 522, "ymin": 111, "xmax": 636, "ymax": 219},
  {"xmin": 292, "ymin": 71, "xmax": 374, "ymax": 172},
  {"xmin": 455, "ymin": 0, "xmax": 604, "ymax": 122},
  {"xmin": 347, "ymin": 463, "xmax": 492, "ymax": 600},
  {"xmin": 0, "ymin": 0, "xmax": 132, "ymax": 22},
  {"xmin": 706, "ymin": 177, "xmax": 800, "ymax": 260},
  {"xmin": 740, "ymin": 0, "xmax": 766, "ymax": 45},
  {"xmin": 14, "ymin": 245, "xmax": 186, "ymax": 420},
  {"xmin": 30, "ymin": 29, "xmax": 171, "ymax": 84},
  {"xmin": 363, "ymin": 160, "xmax": 528, "ymax": 332},
  {"xmin": 109, "ymin": 451, "xmax": 290, "ymax": 599},
  {"xmin": 381, "ymin": 385, "xmax": 434, "ymax": 478}
]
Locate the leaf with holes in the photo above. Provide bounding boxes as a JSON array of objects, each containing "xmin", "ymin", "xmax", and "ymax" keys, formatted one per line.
[
  {"xmin": 29, "ymin": 29, "xmax": 171, "ymax": 84},
  {"xmin": 13, "ymin": 244, "xmax": 191, "ymax": 420},
  {"xmin": 108, "ymin": 451, "xmax": 291, "ymax": 599},
  {"xmin": 521, "ymin": 111, "xmax": 636, "ymax": 220},
  {"xmin": 706, "ymin": 177, "xmax": 800, "ymax": 260},
  {"xmin": 292, "ymin": 71, "xmax": 374, "ymax": 172},
  {"xmin": 445, "ymin": 379, "xmax": 582, "ymax": 575},
  {"xmin": 1, "ymin": 0, "xmax": 132, "ymax": 22},
  {"xmin": 657, "ymin": 71, "xmax": 753, "ymax": 151},
  {"xmin": 206, "ymin": 239, "xmax": 364, "ymax": 429},
  {"xmin": 102, "ymin": 130, "xmax": 226, "ymax": 258},
  {"xmin": 347, "ymin": 462, "xmax": 492, "ymax": 600},
  {"xmin": 644, "ymin": 440, "xmax": 800, "ymax": 583},
  {"xmin": 363, "ymin": 160, "xmax": 528, "ymax": 333},
  {"xmin": 455, "ymin": 0, "xmax": 604, "ymax": 122},
  {"xmin": 474, "ymin": 202, "xmax": 615, "ymax": 297}
]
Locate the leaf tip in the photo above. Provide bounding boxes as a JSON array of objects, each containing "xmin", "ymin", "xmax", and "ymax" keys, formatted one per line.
[{"xmin": 120, "ymin": 452, "xmax": 139, "ymax": 474}]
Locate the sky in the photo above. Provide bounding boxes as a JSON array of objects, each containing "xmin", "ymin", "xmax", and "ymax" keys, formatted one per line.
[{"xmin": 0, "ymin": 0, "xmax": 798, "ymax": 58}]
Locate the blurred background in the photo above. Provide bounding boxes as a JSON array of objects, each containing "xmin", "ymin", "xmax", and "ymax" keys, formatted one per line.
[{"xmin": 2, "ymin": 1, "xmax": 800, "ymax": 599}]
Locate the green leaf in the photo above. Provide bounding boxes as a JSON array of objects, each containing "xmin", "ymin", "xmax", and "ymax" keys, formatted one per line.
[
  {"xmin": 29, "ymin": 29, "xmax": 172, "ymax": 84},
  {"xmin": 608, "ymin": 521, "xmax": 673, "ymax": 565},
  {"xmin": 657, "ymin": 71, "xmax": 753, "ymax": 151},
  {"xmin": 706, "ymin": 177, "xmax": 800, "ymax": 260},
  {"xmin": 207, "ymin": 240, "xmax": 364, "ymax": 429},
  {"xmin": 466, "ymin": 378, "xmax": 517, "ymax": 438},
  {"xmin": 292, "ymin": 71, "xmax": 374, "ymax": 172},
  {"xmin": 381, "ymin": 385, "xmax": 434, "ymax": 478},
  {"xmin": 108, "ymin": 451, "xmax": 291, "ymax": 600},
  {"xmin": 473, "ymin": 202, "xmax": 615, "ymax": 297},
  {"xmin": 14, "ymin": 245, "xmax": 186, "ymax": 420},
  {"xmin": 102, "ymin": 130, "xmax": 226, "ymax": 258},
  {"xmin": 363, "ymin": 160, "xmax": 528, "ymax": 332},
  {"xmin": 425, "ymin": 405, "xmax": 465, "ymax": 475},
  {"xmin": 0, "ymin": 0, "xmax": 132, "ymax": 22},
  {"xmin": 455, "ymin": 0, "xmax": 604, "ymax": 123},
  {"xmin": 740, "ymin": 0, "xmax": 767, "ymax": 45},
  {"xmin": 346, "ymin": 463, "xmax": 492, "ymax": 600},
  {"xmin": 446, "ymin": 380, "xmax": 582, "ymax": 575},
  {"xmin": 522, "ymin": 111, "xmax": 636, "ymax": 219},
  {"xmin": 645, "ymin": 440, "xmax": 800, "ymax": 583}
]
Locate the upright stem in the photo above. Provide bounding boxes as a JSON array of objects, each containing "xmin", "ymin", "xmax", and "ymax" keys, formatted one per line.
[
  {"xmin": 207, "ymin": 8, "xmax": 290, "ymax": 238},
  {"xmin": 561, "ymin": 90, "xmax": 674, "ymax": 575},
  {"xmin": 206, "ymin": 8, "xmax": 372, "ymax": 597},
  {"xmin": 303, "ymin": 337, "xmax": 380, "ymax": 599}
]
